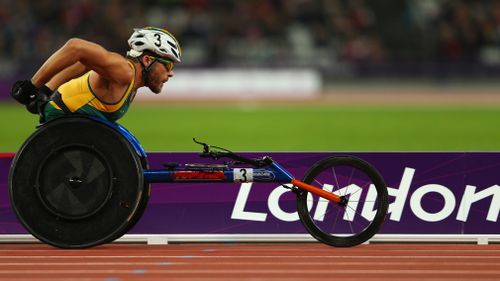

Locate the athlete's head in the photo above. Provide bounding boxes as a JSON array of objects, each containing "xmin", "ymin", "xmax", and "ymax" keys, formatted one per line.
[{"xmin": 127, "ymin": 27, "xmax": 181, "ymax": 94}]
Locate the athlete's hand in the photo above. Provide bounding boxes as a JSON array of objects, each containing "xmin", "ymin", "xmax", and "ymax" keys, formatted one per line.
[
  {"xmin": 11, "ymin": 80, "xmax": 37, "ymax": 105},
  {"xmin": 38, "ymin": 85, "xmax": 54, "ymax": 98},
  {"xmin": 25, "ymin": 85, "xmax": 53, "ymax": 115}
]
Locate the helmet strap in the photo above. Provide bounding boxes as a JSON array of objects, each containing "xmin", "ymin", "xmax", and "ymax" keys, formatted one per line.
[{"xmin": 137, "ymin": 56, "xmax": 158, "ymax": 86}]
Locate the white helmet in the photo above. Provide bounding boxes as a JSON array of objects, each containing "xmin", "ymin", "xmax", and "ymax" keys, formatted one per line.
[{"xmin": 127, "ymin": 27, "xmax": 182, "ymax": 63}]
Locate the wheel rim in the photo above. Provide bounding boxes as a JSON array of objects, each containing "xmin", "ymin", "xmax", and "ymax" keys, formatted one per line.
[{"xmin": 298, "ymin": 156, "xmax": 387, "ymax": 246}]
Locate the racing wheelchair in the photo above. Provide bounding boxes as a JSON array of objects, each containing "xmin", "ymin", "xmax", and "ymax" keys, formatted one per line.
[{"xmin": 9, "ymin": 116, "xmax": 388, "ymax": 248}]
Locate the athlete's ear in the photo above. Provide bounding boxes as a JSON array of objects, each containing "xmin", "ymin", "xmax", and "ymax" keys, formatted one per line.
[{"xmin": 140, "ymin": 55, "xmax": 154, "ymax": 67}]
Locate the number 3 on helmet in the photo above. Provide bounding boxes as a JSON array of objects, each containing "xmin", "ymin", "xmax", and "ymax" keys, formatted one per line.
[{"xmin": 127, "ymin": 27, "xmax": 182, "ymax": 63}]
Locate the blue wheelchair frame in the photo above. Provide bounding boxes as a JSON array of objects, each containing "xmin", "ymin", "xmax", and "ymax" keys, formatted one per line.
[{"xmin": 85, "ymin": 115, "xmax": 342, "ymax": 203}]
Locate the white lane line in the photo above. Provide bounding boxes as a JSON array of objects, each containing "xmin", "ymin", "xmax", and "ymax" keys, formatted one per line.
[
  {"xmin": 0, "ymin": 262, "xmax": 184, "ymax": 266},
  {"xmin": 0, "ymin": 261, "xmax": 496, "ymax": 266},
  {"xmin": 0, "ymin": 255, "xmax": 499, "ymax": 259},
  {"xmin": 0, "ymin": 278, "xmax": 490, "ymax": 281},
  {"xmin": 1, "ymin": 248, "xmax": 499, "ymax": 252},
  {"xmin": 388, "ymin": 249, "xmax": 500, "ymax": 252},
  {"xmin": 0, "ymin": 269, "xmax": 499, "ymax": 275}
]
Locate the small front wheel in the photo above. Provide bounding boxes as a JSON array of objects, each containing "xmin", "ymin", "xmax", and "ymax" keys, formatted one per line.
[{"xmin": 296, "ymin": 155, "xmax": 388, "ymax": 247}]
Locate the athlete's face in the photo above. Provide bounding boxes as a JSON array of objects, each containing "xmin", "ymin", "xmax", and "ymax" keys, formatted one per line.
[{"xmin": 145, "ymin": 56, "xmax": 175, "ymax": 94}]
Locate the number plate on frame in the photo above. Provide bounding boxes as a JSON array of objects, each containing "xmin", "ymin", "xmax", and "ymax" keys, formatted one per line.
[
  {"xmin": 233, "ymin": 169, "xmax": 276, "ymax": 182},
  {"xmin": 233, "ymin": 168, "xmax": 253, "ymax": 182}
]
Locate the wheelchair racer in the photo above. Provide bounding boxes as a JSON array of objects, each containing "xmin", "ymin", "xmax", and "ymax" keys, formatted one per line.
[{"xmin": 10, "ymin": 27, "xmax": 181, "ymax": 123}]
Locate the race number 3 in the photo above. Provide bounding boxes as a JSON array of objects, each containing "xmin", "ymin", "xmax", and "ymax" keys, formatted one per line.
[
  {"xmin": 233, "ymin": 168, "xmax": 253, "ymax": 182},
  {"xmin": 154, "ymin": 33, "xmax": 162, "ymax": 47}
]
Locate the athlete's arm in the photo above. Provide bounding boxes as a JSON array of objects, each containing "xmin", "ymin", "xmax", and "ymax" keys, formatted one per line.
[
  {"xmin": 45, "ymin": 62, "xmax": 89, "ymax": 91},
  {"xmin": 31, "ymin": 38, "xmax": 133, "ymax": 88}
]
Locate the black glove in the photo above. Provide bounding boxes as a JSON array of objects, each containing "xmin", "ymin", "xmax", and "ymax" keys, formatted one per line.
[
  {"xmin": 26, "ymin": 85, "xmax": 53, "ymax": 115},
  {"xmin": 11, "ymin": 80, "xmax": 37, "ymax": 105},
  {"xmin": 38, "ymin": 85, "xmax": 54, "ymax": 98}
]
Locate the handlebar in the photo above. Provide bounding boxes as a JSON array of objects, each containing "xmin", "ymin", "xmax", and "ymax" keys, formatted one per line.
[{"xmin": 193, "ymin": 138, "xmax": 273, "ymax": 168}]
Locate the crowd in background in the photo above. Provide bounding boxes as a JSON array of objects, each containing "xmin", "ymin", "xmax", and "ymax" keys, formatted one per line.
[{"xmin": 0, "ymin": 0, "xmax": 499, "ymax": 78}]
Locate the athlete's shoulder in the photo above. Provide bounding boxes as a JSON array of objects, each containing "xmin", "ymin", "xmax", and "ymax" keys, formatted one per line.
[{"xmin": 64, "ymin": 39, "xmax": 133, "ymax": 86}]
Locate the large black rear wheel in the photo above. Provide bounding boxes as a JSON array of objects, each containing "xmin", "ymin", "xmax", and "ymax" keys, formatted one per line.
[{"xmin": 9, "ymin": 117, "xmax": 147, "ymax": 248}]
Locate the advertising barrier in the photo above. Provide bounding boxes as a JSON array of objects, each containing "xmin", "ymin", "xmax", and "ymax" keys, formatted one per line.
[{"xmin": 1, "ymin": 152, "xmax": 499, "ymax": 242}]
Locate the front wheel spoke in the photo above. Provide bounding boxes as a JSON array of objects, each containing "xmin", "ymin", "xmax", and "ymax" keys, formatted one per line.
[
  {"xmin": 331, "ymin": 167, "xmax": 341, "ymax": 195},
  {"xmin": 345, "ymin": 205, "xmax": 372, "ymax": 228},
  {"xmin": 348, "ymin": 180, "xmax": 375, "ymax": 198},
  {"xmin": 344, "ymin": 208, "xmax": 355, "ymax": 233},
  {"xmin": 349, "ymin": 186, "xmax": 364, "ymax": 197},
  {"xmin": 314, "ymin": 179, "xmax": 323, "ymax": 187},
  {"xmin": 347, "ymin": 167, "xmax": 355, "ymax": 186},
  {"xmin": 307, "ymin": 197, "xmax": 342, "ymax": 222},
  {"xmin": 331, "ymin": 207, "xmax": 342, "ymax": 233},
  {"xmin": 314, "ymin": 209, "xmax": 336, "ymax": 222},
  {"xmin": 361, "ymin": 181, "xmax": 373, "ymax": 189}
]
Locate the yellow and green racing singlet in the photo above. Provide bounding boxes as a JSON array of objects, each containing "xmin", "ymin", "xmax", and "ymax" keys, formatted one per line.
[{"xmin": 44, "ymin": 61, "xmax": 136, "ymax": 123}]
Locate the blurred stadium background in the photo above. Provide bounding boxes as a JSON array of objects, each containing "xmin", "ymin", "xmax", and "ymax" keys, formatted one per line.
[{"xmin": 1, "ymin": 0, "xmax": 500, "ymax": 152}]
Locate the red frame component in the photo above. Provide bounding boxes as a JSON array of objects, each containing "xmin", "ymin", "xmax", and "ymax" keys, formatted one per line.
[{"xmin": 173, "ymin": 171, "xmax": 227, "ymax": 181}]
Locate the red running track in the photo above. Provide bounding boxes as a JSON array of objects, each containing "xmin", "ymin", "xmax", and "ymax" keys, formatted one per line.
[{"xmin": 0, "ymin": 243, "xmax": 499, "ymax": 281}]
